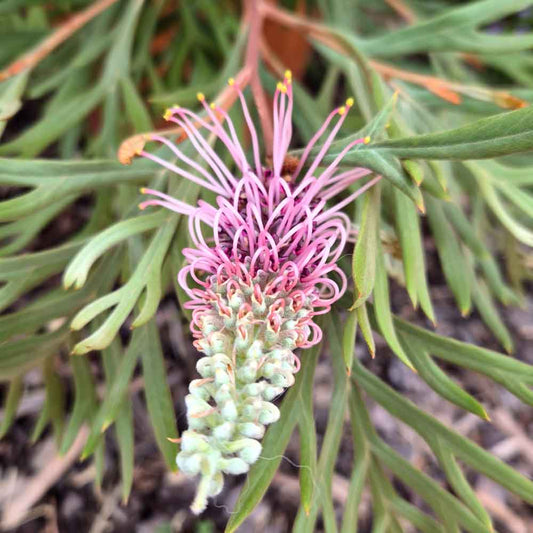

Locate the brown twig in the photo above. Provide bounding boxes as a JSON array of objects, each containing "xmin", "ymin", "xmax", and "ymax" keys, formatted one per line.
[
  {"xmin": 385, "ymin": 0, "xmax": 417, "ymax": 24},
  {"xmin": 244, "ymin": 0, "xmax": 273, "ymax": 158},
  {"xmin": 1, "ymin": 426, "xmax": 89, "ymax": 530},
  {"xmin": 476, "ymin": 491, "xmax": 528, "ymax": 533},
  {"xmin": 261, "ymin": 2, "xmax": 527, "ymax": 110},
  {"xmin": 0, "ymin": 0, "xmax": 119, "ymax": 82}
]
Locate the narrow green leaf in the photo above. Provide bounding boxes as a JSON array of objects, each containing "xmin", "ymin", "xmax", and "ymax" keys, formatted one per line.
[
  {"xmin": 71, "ymin": 216, "xmax": 177, "ymax": 354},
  {"xmin": 356, "ymin": 303, "xmax": 375, "ymax": 357},
  {"xmin": 394, "ymin": 187, "xmax": 435, "ymax": 322},
  {"xmin": 398, "ymin": 335, "xmax": 489, "ymax": 420},
  {"xmin": 351, "ymin": 359, "xmax": 533, "ymax": 505},
  {"xmin": 389, "ymin": 497, "xmax": 443, "ymax": 533},
  {"xmin": 140, "ymin": 321, "xmax": 178, "ymax": 470},
  {"xmin": 342, "ymin": 308, "xmax": 357, "ymax": 374},
  {"xmin": 0, "ymin": 375, "xmax": 23, "ymax": 438},
  {"xmin": 429, "ymin": 436, "xmax": 493, "ymax": 529},
  {"xmin": 374, "ymin": 239, "xmax": 414, "ymax": 370},
  {"xmin": 0, "ymin": 84, "xmax": 106, "ymax": 157},
  {"xmin": 293, "ymin": 314, "xmax": 349, "ymax": 532},
  {"xmin": 64, "ymin": 211, "xmax": 166, "ymax": 290},
  {"xmin": 0, "ymin": 72, "xmax": 30, "ymax": 139},
  {"xmin": 82, "ymin": 327, "xmax": 142, "ymax": 458},
  {"xmin": 30, "ymin": 400, "xmax": 50, "ymax": 444},
  {"xmin": 297, "ymin": 405, "xmax": 317, "ymax": 516},
  {"xmin": 351, "ymin": 383, "xmax": 488, "ymax": 532},
  {"xmin": 444, "ymin": 201, "xmax": 511, "ymax": 310},
  {"xmin": 351, "ymin": 184, "xmax": 381, "ymax": 307},
  {"xmin": 120, "ymin": 76, "xmax": 153, "ymax": 132},
  {"xmin": 60, "ymin": 355, "xmax": 97, "ymax": 455},
  {"xmin": 392, "ymin": 312, "xmax": 533, "ymax": 385},
  {"xmin": 43, "ymin": 356, "xmax": 65, "ymax": 447},
  {"xmin": 426, "ymin": 196, "xmax": 472, "ymax": 315},
  {"xmin": 475, "ymin": 167, "xmax": 533, "ymax": 247},
  {"xmin": 358, "ymin": 0, "xmax": 533, "ymax": 57},
  {"xmin": 340, "ymin": 454, "xmax": 368, "ymax": 533},
  {"xmin": 102, "ymin": 338, "xmax": 134, "ymax": 503}
]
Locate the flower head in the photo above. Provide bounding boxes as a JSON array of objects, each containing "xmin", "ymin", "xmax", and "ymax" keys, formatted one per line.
[{"xmin": 137, "ymin": 71, "xmax": 379, "ymax": 512}]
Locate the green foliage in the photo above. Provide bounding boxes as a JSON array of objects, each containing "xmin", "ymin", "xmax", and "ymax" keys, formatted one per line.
[{"xmin": 1, "ymin": 0, "xmax": 533, "ymax": 530}]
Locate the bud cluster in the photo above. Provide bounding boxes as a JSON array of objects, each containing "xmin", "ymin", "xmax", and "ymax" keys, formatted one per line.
[{"xmin": 177, "ymin": 268, "xmax": 315, "ymax": 513}]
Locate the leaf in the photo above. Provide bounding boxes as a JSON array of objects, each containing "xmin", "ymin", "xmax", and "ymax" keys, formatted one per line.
[
  {"xmin": 120, "ymin": 76, "xmax": 153, "ymax": 132},
  {"xmin": 472, "ymin": 163, "xmax": 533, "ymax": 247},
  {"xmin": 64, "ymin": 211, "xmax": 166, "ymax": 290},
  {"xmin": 373, "ymin": 106, "xmax": 533, "ymax": 160},
  {"xmin": 0, "ymin": 84, "xmax": 106, "ymax": 157},
  {"xmin": 0, "ymin": 327, "xmax": 70, "ymax": 380},
  {"xmin": 443, "ymin": 202, "xmax": 489, "ymax": 259},
  {"xmin": 358, "ymin": 0, "xmax": 533, "ymax": 57},
  {"xmin": 471, "ymin": 278, "xmax": 514, "ymax": 353},
  {"xmin": 0, "ymin": 375, "xmax": 23, "ymax": 438},
  {"xmin": 349, "ymin": 385, "xmax": 451, "ymax": 532},
  {"xmin": 429, "ymin": 436, "xmax": 493, "ymax": 529},
  {"xmin": 0, "ymin": 252, "xmax": 120, "ymax": 345},
  {"xmin": 70, "ymin": 216, "xmax": 177, "ymax": 354},
  {"xmin": 351, "ymin": 358, "xmax": 533, "ymax": 505},
  {"xmin": 342, "ymin": 379, "xmax": 370, "ymax": 533},
  {"xmin": 398, "ymin": 335, "xmax": 489, "ymax": 420},
  {"xmin": 60, "ymin": 355, "xmax": 98, "ymax": 455},
  {"xmin": 43, "ymin": 355, "xmax": 65, "ymax": 447},
  {"xmin": 351, "ymin": 183, "xmax": 381, "ymax": 307},
  {"xmin": 393, "ymin": 187, "xmax": 435, "ymax": 322},
  {"xmin": 101, "ymin": 338, "xmax": 134, "ymax": 503},
  {"xmin": 356, "ymin": 303, "xmax": 375, "ymax": 357},
  {"xmin": 296, "ymin": 356, "xmax": 318, "ymax": 515},
  {"xmin": 373, "ymin": 239, "xmax": 414, "ymax": 370},
  {"xmin": 392, "ymin": 314, "xmax": 533, "ymax": 386},
  {"xmin": 140, "ymin": 321, "xmax": 178, "ymax": 470},
  {"xmin": 342, "ymin": 308, "xmax": 357, "ymax": 374},
  {"xmin": 426, "ymin": 196, "xmax": 472, "ymax": 315},
  {"xmin": 0, "ymin": 72, "xmax": 29, "ymax": 139},
  {"xmin": 293, "ymin": 314, "xmax": 349, "ymax": 532},
  {"xmin": 370, "ymin": 439, "xmax": 487, "ymax": 532},
  {"xmin": 81, "ymin": 327, "xmax": 143, "ymax": 458}
]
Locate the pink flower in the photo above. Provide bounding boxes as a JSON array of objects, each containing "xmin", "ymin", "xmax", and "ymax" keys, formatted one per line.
[{"xmin": 137, "ymin": 71, "xmax": 379, "ymax": 512}]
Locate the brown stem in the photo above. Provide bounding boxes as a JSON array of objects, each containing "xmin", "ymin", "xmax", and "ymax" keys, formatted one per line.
[
  {"xmin": 0, "ymin": 0, "xmax": 119, "ymax": 82},
  {"xmin": 244, "ymin": 0, "xmax": 273, "ymax": 158},
  {"xmin": 385, "ymin": 0, "xmax": 417, "ymax": 23},
  {"xmin": 261, "ymin": 2, "xmax": 526, "ymax": 110}
]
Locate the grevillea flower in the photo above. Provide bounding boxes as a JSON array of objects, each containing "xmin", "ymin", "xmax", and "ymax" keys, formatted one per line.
[{"xmin": 137, "ymin": 71, "xmax": 380, "ymax": 513}]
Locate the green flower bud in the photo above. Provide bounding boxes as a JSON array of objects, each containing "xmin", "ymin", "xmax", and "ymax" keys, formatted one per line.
[
  {"xmin": 215, "ymin": 367, "xmax": 230, "ymax": 386},
  {"xmin": 258, "ymin": 402, "xmax": 280, "ymax": 425},
  {"xmin": 238, "ymin": 422, "xmax": 265, "ymax": 439},
  {"xmin": 222, "ymin": 457, "xmax": 249, "ymax": 475},
  {"xmin": 220, "ymin": 400, "xmax": 238, "ymax": 421},
  {"xmin": 181, "ymin": 431, "xmax": 209, "ymax": 453},
  {"xmin": 177, "ymin": 453, "xmax": 202, "ymax": 475},
  {"xmin": 213, "ymin": 422, "xmax": 234, "ymax": 441},
  {"xmin": 238, "ymin": 439, "xmax": 262, "ymax": 464},
  {"xmin": 263, "ymin": 385, "xmax": 284, "ymax": 401}
]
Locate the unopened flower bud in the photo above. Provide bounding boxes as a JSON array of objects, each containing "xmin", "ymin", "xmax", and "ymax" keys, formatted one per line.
[
  {"xmin": 259, "ymin": 402, "xmax": 280, "ymax": 425},
  {"xmin": 213, "ymin": 422, "xmax": 234, "ymax": 441},
  {"xmin": 222, "ymin": 457, "xmax": 249, "ymax": 475},
  {"xmin": 238, "ymin": 422, "xmax": 265, "ymax": 439}
]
